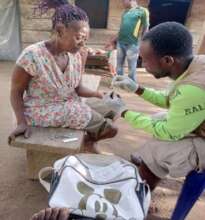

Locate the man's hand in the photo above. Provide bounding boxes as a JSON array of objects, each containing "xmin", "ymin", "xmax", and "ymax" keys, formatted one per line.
[
  {"xmin": 8, "ymin": 123, "xmax": 31, "ymax": 144},
  {"xmin": 105, "ymin": 35, "xmax": 117, "ymax": 50},
  {"xmin": 103, "ymin": 91, "xmax": 127, "ymax": 119},
  {"xmin": 111, "ymin": 76, "xmax": 139, "ymax": 93},
  {"xmin": 30, "ymin": 208, "xmax": 70, "ymax": 220}
]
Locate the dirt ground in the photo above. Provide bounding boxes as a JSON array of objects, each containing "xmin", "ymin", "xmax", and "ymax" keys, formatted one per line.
[{"xmin": 0, "ymin": 61, "xmax": 204, "ymax": 220}]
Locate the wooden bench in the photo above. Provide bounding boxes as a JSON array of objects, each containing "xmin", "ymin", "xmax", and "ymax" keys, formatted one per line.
[{"xmin": 10, "ymin": 74, "xmax": 101, "ymax": 179}]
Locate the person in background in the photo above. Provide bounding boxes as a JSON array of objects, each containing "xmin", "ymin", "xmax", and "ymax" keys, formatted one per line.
[{"xmin": 107, "ymin": 0, "xmax": 149, "ymax": 82}]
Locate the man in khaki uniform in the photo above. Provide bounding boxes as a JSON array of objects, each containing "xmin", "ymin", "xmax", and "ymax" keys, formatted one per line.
[{"xmin": 104, "ymin": 22, "xmax": 205, "ymax": 190}]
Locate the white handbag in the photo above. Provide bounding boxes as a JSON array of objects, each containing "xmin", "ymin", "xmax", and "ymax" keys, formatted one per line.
[{"xmin": 39, "ymin": 154, "xmax": 151, "ymax": 220}]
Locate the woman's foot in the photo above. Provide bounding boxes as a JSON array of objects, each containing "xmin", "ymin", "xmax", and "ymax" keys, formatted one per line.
[
  {"xmin": 97, "ymin": 124, "xmax": 118, "ymax": 141},
  {"xmin": 84, "ymin": 124, "xmax": 117, "ymax": 153},
  {"xmin": 86, "ymin": 123, "xmax": 118, "ymax": 142}
]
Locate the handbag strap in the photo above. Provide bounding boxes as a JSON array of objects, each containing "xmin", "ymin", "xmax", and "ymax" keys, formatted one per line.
[{"xmin": 38, "ymin": 167, "xmax": 54, "ymax": 192}]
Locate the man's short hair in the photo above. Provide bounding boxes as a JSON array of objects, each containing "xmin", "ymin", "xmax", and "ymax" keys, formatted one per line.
[{"xmin": 142, "ymin": 22, "xmax": 193, "ymax": 58}]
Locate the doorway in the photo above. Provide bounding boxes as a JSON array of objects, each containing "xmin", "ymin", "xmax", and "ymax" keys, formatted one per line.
[
  {"xmin": 75, "ymin": 0, "xmax": 109, "ymax": 28},
  {"xmin": 149, "ymin": 0, "xmax": 193, "ymax": 28}
]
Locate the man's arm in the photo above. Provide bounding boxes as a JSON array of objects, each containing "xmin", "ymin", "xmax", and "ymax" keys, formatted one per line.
[
  {"xmin": 112, "ymin": 76, "xmax": 168, "ymax": 108},
  {"xmin": 133, "ymin": 7, "xmax": 149, "ymax": 38},
  {"xmin": 136, "ymin": 86, "xmax": 169, "ymax": 108},
  {"xmin": 141, "ymin": 7, "xmax": 150, "ymax": 36},
  {"xmin": 123, "ymin": 85, "xmax": 205, "ymax": 141}
]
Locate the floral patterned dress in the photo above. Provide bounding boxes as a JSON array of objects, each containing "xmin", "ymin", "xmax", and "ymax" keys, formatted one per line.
[{"xmin": 16, "ymin": 41, "xmax": 92, "ymax": 129}]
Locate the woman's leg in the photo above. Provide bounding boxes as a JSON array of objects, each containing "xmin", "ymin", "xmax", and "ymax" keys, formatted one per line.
[
  {"xmin": 86, "ymin": 97, "xmax": 116, "ymax": 120},
  {"xmin": 127, "ymin": 44, "xmax": 139, "ymax": 82},
  {"xmin": 85, "ymin": 110, "xmax": 118, "ymax": 142},
  {"xmin": 116, "ymin": 42, "xmax": 126, "ymax": 76}
]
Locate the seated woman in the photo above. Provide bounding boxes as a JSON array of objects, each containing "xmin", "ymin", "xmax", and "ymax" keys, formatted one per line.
[{"xmin": 9, "ymin": 0, "xmax": 117, "ymax": 143}]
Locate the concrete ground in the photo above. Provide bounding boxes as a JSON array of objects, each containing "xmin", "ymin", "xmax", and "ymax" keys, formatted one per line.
[{"xmin": 0, "ymin": 61, "xmax": 204, "ymax": 220}]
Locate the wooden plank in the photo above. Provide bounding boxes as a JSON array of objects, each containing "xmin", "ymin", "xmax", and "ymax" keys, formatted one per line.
[{"xmin": 11, "ymin": 127, "xmax": 84, "ymax": 154}]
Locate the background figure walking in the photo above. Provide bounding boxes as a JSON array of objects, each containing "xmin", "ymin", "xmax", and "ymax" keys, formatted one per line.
[{"xmin": 110, "ymin": 0, "xmax": 149, "ymax": 82}]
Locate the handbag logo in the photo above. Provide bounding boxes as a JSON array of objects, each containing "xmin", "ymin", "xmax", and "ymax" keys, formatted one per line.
[{"xmin": 77, "ymin": 181, "xmax": 122, "ymax": 219}]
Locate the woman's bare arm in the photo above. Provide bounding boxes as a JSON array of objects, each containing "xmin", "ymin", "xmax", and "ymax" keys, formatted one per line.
[
  {"xmin": 75, "ymin": 81, "xmax": 102, "ymax": 99},
  {"xmin": 8, "ymin": 66, "xmax": 32, "ymax": 143},
  {"xmin": 10, "ymin": 66, "xmax": 31, "ymax": 124}
]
